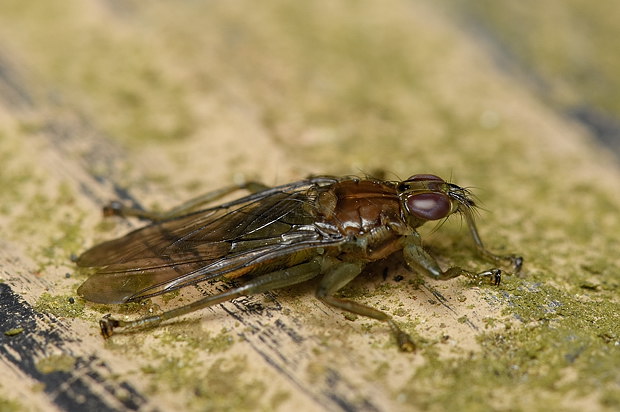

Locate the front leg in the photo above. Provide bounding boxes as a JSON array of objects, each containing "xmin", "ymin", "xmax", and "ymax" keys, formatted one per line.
[
  {"xmin": 401, "ymin": 233, "xmax": 501, "ymax": 285},
  {"xmin": 461, "ymin": 207, "xmax": 523, "ymax": 273}
]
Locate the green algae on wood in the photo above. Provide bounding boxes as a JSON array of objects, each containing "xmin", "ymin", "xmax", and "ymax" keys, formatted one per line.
[
  {"xmin": 35, "ymin": 293, "xmax": 85, "ymax": 318},
  {"xmin": 35, "ymin": 354, "xmax": 76, "ymax": 374}
]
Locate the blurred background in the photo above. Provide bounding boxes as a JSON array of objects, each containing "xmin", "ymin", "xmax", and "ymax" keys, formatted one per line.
[{"xmin": 1, "ymin": 0, "xmax": 619, "ymax": 181}]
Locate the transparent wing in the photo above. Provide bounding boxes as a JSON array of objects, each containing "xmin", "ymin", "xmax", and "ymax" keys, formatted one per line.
[{"xmin": 76, "ymin": 178, "xmax": 345, "ymax": 304}]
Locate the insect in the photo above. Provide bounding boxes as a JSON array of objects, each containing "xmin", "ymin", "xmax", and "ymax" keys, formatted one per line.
[{"xmin": 76, "ymin": 174, "xmax": 522, "ymax": 351}]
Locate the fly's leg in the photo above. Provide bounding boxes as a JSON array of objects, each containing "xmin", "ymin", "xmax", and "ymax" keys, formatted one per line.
[
  {"xmin": 103, "ymin": 181, "xmax": 269, "ymax": 221},
  {"xmin": 315, "ymin": 257, "xmax": 416, "ymax": 352},
  {"xmin": 402, "ymin": 234, "xmax": 501, "ymax": 285},
  {"xmin": 100, "ymin": 257, "xmax": 322, "ymax": 337},
  {"xmin": 461, "ymin": 207, "xmax": 523, "ymax": 273}
]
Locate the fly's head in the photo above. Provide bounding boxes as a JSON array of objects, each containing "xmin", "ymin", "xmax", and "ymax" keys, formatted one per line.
[{"xmin": 397, "ymin": 174, "xmax": 476, "ymax": 228}]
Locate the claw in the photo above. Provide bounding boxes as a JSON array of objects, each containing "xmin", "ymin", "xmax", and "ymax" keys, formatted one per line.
[
  {"xmin": 469, "ymin": 268, "xmax": 502, "ymax": 286},
  {"xmin": 492, "ymin": 269, "xmax": 502, "ymax": 286},
  {"xmin": 397, "ymin": 332, "xmax": 416, "ymax": 352},
  {"xmin": 99, "ymin": 314, "xmax": 120, "ymax": 338},
  {"xmin": 102, "ymin": 201, "xmax": 124, "ymax": 217}
]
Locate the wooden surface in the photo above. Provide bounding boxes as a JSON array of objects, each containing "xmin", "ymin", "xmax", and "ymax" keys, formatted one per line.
[{"xmin": 1, "ymin": 1, "xmax": 619, "ymax": 411}]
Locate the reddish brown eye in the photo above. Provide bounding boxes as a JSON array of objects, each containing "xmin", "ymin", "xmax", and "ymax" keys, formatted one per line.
[
  {"xmin": 406, "ymin": 193, "xmax": 452, "ymax": 220},
  {"xmin": 406, "ymin": 174, "xmax": 445, "ymax": 183}
]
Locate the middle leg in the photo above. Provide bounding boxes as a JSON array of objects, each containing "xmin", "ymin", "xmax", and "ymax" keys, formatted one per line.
[{"xmin": 315, "ymin": 257, "xmax": 416, "ymax": 352}]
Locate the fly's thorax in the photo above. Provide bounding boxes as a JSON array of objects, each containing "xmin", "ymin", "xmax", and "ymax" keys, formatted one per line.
[
  {"xmin": 315, "ymin": 179, "xmax": 404, "ymax": 237},
  {"xmin": 340, "ymin": 224, "xmax": 408, "ymax": 262}
]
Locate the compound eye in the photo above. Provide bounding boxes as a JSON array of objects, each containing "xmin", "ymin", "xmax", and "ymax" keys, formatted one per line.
[
  {"xmin": 405, "ymin": 174, "xmax": 445, "ymax": 183},
  {"xmin": 406, "ymin": 193, "xmax": 452, "ymax": 220}
]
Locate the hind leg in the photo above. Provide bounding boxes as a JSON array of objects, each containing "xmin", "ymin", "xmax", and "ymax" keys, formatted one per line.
[
  {"xmin": 100, "ymin": 257, "xmax": 322, "ymax": 337},
  {"xmin": 102, "ymin": 181, "xmax": 269, "ymax": 221}
]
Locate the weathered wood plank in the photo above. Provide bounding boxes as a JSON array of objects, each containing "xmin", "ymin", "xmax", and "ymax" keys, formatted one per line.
[{"xmin": 1, "ymin": 1, "xmax": 619, "ymax": 411}]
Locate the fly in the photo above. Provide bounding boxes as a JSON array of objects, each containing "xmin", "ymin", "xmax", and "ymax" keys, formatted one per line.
[{"xmin": 76, "ymin": 175, "xmax": 523, "ymax": 351}]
